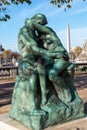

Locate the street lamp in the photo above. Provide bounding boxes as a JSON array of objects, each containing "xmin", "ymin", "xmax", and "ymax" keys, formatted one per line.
[{"xmin": 0, "ymin": 44, "xmax": 4, "ymax": 67}]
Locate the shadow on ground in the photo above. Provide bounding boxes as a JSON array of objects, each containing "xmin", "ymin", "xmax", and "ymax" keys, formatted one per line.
[
  {"xmin": 0, "ymin": 82, "xmax": 15, "ymax": 107},
  {"xmin": 74, "ymin": 74, "xmax": 87, "ymax": 90}
]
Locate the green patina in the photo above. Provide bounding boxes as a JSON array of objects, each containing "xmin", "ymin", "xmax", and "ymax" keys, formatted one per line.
[{"xmin": 9, "ymin": 13, "xmax": 85, "ymax": 130}]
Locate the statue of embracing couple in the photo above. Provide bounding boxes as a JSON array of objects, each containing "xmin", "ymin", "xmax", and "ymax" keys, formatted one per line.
[{"xmin": 10, "ymin": 13, "xmax": 85, "ymax": 130}]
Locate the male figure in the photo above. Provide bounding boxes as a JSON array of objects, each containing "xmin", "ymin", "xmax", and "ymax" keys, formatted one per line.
[{"xmin": 18, "ymin": 14, "xmax": 49, "ymax": 112}]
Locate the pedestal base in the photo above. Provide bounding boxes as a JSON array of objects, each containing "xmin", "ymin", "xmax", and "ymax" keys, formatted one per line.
[
  {"xmin": 0, "ymin": 113, "xmax": 87, "ymax": 130},
  {"xmin": 9, "ymin": 76, "xmax": 85, "ymax": 130},
  {"xmin": 10, "ymin": 94, "xmax": 85, "ymax": 130}
]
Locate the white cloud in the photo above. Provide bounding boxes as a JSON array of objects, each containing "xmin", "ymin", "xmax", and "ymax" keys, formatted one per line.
[
  {"xmin": 46, "ymin": 8, "xmax": 63, "ymax": 17},
  {"xmin": 69, "ymin": 7, "xmax": 87, "ymax": 16}
]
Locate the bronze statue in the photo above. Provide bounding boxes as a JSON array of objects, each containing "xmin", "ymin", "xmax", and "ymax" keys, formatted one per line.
[{"xmin": 10, "ymin": 13, "xmax": 85, "ymax": 130}]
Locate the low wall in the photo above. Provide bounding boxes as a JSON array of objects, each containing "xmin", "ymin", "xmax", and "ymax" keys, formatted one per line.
[
  {"xmin": 74, "ymin": 62, "xmax": 87, "ymax": 74},
  {"xmin": 0, "ymin": 66, "xmax": 18, "ymax": 79},
  {"xmin": 0, "ymin": 62, "xmax": 87, "ymax": 79}
]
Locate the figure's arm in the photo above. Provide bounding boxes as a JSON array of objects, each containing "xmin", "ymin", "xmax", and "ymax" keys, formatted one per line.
[
  {"xmin": 26, "ymin": 19, "xmax": 52, "ymax": 35},
  {"xmin": 32, "ymin": 46, "xmax": 64, "ymax": 58},
  {"xmin": 18, "ymin": 34, "xmax": 64, "ymax": 58},
  {"xmin": 34, "ymin": 23, "xmax": 51, "ymax": 35}
]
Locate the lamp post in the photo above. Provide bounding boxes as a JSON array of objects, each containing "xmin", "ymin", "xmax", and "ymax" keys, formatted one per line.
[{"xmin": 0, "ymin": 44, "xmax": 4, "ymax": 67}]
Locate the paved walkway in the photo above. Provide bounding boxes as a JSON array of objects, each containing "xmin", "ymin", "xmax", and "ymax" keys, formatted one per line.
[{"xmin": 0, "ymin": 78, "xmax": 15, "ymax": 85}]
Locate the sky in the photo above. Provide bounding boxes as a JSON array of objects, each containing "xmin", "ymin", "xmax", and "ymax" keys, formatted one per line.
[{"xmin": 0, "ymin": 0, "xmax": 87, "ymax": 52}]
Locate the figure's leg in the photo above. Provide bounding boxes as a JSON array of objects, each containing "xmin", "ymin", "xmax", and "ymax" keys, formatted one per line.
[
  {"xmin": 28, "ymin": 70, "xmax": 47, "ymax": 115},
  {"xmin": 48, "ymin": 59, "xmax": 72, "ymax": 103},
  {"xmin": 37, "ymin": 63, "xmax": 47, "ymax": 106},
  {"xmin": 64, "ymin": 63, "xmax": 80, "ymax": 101},
  {"xmin": 49, "ymin": 59, "xmax": 68, "ymax": 83},
  {"xmin": 29, "ymin": 71, "xmax": 37, "ymax": 111}
]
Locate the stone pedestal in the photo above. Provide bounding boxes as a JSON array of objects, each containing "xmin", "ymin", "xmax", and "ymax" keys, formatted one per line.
[
  {"xmin": 0, "ymin": 113, "xmax": 29, "ymax": 130},
  {"xmin": 0, "ymin": 113, "xmax": 87, "ymax": 130}
]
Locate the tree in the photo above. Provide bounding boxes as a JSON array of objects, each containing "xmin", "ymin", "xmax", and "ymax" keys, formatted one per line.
[
  {"xmin": 0, "ymin": 0, "xmax": 31, "ymax": 21},
  {"xmin": 70, "ymin": 51, "xmax": 75, "ymax": 60},
  {"xmin": 0, "ymin": 0, "xmax": 86, "ymax": 21},
  {"xmin": 50, "ymin": 0, "xmax": 86, "ymax": 9},
  {"xmin": 11, "ymin": 51, "xmax": 20, "ymax": 60},
  {"xmin": 2, "ymin": 49, "xmax": 12, "ymax": 59},
  {"xmin": 72, "ymin": 46, "xmax": 82, "ymax": 57}
]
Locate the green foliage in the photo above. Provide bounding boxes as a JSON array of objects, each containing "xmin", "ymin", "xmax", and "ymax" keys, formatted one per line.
[
  {"xmin": 50, "ymin": 0, "xmax": 86, "ymax": 11},
  {"xmin": 0, "ymin": 0, "xmax": 31, "ymax": 21},
  {"xmin": 50, "ymin": 0, "xmax": 73, "ymax": 9},
  {"xmin": 0, "ymin": 14, "xmax": 10, "ymax": 21}
]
